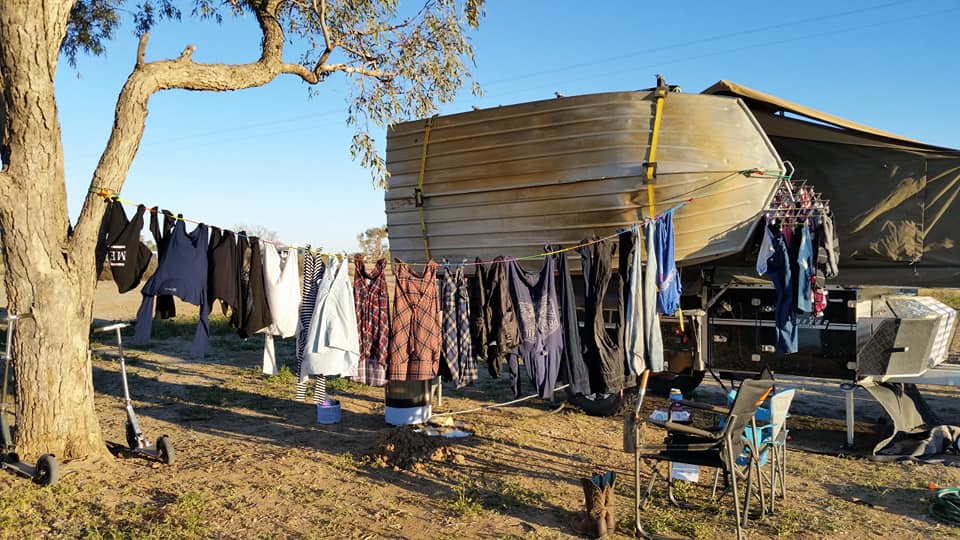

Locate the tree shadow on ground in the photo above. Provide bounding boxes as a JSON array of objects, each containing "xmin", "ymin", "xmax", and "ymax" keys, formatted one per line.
[{"xmin": 89, "ymin": 330, "xmax": 607, "ymax": 534}]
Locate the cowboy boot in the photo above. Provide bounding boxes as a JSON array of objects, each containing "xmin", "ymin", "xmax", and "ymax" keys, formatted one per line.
[
  {"xmin": 572, "ymin": 477, "xmax": 608, "ymax": 538},
  {"xmin": 602, "ymin": 471, "xmax": 617, "ymax": 533}
]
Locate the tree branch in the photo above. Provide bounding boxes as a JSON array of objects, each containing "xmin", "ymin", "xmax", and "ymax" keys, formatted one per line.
[
  {"xmin": 281, "ymin": 61, "xmax": 394, "ymax": 83},
  {"xmin": 69, "ymin": 0, "xmax": 290, "ymax": 257},
  {"xmin": 311, "ymin": 0, "xmax": 334, "ymax": 67},
  {"xmin": 136, "ymin": 33, "xmax": 148, "ymax": 68}
]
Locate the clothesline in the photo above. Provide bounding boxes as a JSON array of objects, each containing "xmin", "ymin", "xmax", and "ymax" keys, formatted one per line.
[
  {"xmin": 93, "ymin": 164, "xmax": 775, "ymax": 269},
  {"xmin": 396, "ymin": 197, "xmax": 694, "ymax": 268},
  {"xmin": 93, "ymin": 187, "xmax": 328, "ymax": 255},
  {"xmin": 92, "ymin": 188, "xmax": 693, "ymax": 268}
]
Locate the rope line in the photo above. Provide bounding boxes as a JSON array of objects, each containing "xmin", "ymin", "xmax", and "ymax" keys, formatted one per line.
[{"xmin": 91, "ymin": 163, "xmax": 775, "ymax": 268}]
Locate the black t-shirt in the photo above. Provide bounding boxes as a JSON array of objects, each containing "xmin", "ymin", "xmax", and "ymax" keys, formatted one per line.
[{"xmin": 95, "ymin": 201, "xmax": 152, "ymax": 293}]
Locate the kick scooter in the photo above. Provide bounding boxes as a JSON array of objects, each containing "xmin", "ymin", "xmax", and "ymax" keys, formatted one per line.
[
  {"xmin": 0, "ymin": 310, "xmax": 59, "ymax": 486},
  {"xmin": 93, "ymin": 321, "xmax": 174, "ymax": 465}
]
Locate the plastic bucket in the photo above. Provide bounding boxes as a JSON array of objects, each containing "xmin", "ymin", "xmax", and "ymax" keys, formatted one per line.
[
  {"xmin": 316, "ymin": 399, "xmax": 342, "ymax": 424},
  {"xmin": 385, "ymin": 380, "xmax": 432, "ymax": 408},
  {"xmin": 385, "ymin": 404, "xmax": 432, "ymax": 426}
]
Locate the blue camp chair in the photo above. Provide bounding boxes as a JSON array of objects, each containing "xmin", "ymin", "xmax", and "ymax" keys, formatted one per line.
[
  {"xmin": 723, "ymin": 387, "xmax": 797, "ymax": 516},
  {"xmin": 636, "ymin": 377, "xmax": 773, "ymax": 540}
]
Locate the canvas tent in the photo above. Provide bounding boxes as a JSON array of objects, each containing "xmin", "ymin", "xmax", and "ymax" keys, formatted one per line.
[{"xmin": 702, "ymin": 80, "xmax": 960, "ymax": 288}]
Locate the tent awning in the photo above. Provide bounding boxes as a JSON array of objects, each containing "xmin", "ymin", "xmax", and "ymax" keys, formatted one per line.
[{"xmin": 703, "ymin": 80, "xmax": 956, "ymax": 152}]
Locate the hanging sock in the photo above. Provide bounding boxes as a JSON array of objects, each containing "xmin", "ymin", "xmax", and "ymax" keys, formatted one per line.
[
  {"xmin": 796, "ymin": 225, "xmax": 814, "ymax": 314},
  {"xmin": 313, "ymin": 375, "xmax": 327, "ymax": 404}
]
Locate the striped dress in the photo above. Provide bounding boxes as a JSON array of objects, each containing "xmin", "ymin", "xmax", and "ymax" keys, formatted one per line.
[{"xmin": 295, "ymin": 250, "xmax": 326, "ymax": 401}]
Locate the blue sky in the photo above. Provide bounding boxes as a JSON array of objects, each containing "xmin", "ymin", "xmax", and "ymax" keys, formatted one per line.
[{"xmin": 56, "ymin": 0, "xmax": 960, "ymax": 252}]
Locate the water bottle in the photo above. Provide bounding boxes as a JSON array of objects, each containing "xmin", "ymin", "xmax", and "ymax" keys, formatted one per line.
[{"xmin": 668, "ymin": 388, "xmax": 683, "ymax": 422}]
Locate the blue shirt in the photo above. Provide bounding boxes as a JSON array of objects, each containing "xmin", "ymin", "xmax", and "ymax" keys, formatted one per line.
[{"xmin": 133, "ymin": 221, "xmax": 210, "ymax": 357}]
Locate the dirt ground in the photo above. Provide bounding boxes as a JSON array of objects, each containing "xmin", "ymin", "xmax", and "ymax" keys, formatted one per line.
[{"xmin": 3, "ymin": 284, "xmax": 960, "ymax": 539}]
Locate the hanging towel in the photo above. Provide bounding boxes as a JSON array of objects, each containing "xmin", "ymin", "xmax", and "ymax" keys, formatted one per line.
[
  {"xmin": 133, "ymin": 221, "xmax": 210, "ymax": 357},
  {"xmin": 352, "ymin": 255, "xmax": 389, "ymax": 387},
  {"xmin": 261, "ymin": 244, "xmax": 302, "ymax": 375},
  {"xmin": 96, "ymin": 201, "xmax": 152, "ymax": 293},
  {"xmin": 388, "ymin": 260, "xmax": 442, "ymax": 382},
  {"xmin": 506, "ymin": 255, "xmax": 563, "ymax": 399},
  {"xmin": 643, "ymin": 222, "xmax": 664, "ymax": 372},
  {"xmin": 302, "ymin": 257, "xmax": 360, "ymax": 377},
  {"xmin": 654, "ymin": 212, "xmax": 682, "ymax": 316}
]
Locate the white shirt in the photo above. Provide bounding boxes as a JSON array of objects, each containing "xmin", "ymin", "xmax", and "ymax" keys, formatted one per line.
[
  {"xmin": 301, "ymin": 257, "xmax": 360, "ymax": 377},
  {"xmin": 262, "ymin": 244, "xmax": 301, "ymax": 338}
]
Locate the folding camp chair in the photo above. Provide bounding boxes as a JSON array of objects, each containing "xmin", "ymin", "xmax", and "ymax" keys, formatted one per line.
[
  {"xmin": 635, "ymin": 377, "xmax": 773, "ymax": 540},
  {"xmin": 724, "ymin": 386, "xmax": 796, "ymax": 517},
  {"xmin": 756, "ymin": 388, "xmax": 795, "ymax": 513}
]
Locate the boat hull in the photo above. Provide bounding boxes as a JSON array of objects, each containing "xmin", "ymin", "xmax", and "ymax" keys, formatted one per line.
[{"xmin": 385, "ymin": 90, "xmax": 784, "ymax": 267}]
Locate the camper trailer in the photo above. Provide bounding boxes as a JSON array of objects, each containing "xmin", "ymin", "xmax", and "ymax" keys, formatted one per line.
[{"xmin": 383, "ymin": 80, "xmax": 960, "ymax": 431}]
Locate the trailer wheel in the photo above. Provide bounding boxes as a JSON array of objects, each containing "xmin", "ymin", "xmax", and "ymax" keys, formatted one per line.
[
  {"xmin": 646, "ymin": 370, "xmax": 705, "ymax": 397},
  {"xmin": 568, "ymin": 392, "xmax": 637, "ymax": 418},
  {"xmin": 567, "ymin": 370, "xmax": 705, "ymax": 417}
]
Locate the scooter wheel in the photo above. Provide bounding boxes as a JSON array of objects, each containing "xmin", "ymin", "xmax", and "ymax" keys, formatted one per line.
[
  {"xmin": 125, "ymin": 422, "xmax": 138, "ymax": 450},
  {"xmin": 34, "ymin": 454, "xmax": 59, "ymax": 486},
  {"xmin": 156, "ymin": 436, "xmax": 174, "ymax": 465}
]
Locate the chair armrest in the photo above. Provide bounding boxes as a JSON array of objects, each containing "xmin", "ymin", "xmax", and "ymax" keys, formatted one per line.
[
  {"xmin": 677, "ymin": 399, "xmax": 728, "ymax": 415},
  {"xmin": 664, "ymin": 421, "xmax": 719, "ymax": 439},
  {"xmin": 644, "ymin": 418, "xmax": 669, "ymax": 430}
]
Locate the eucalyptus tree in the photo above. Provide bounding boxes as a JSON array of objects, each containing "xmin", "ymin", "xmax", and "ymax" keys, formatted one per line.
[{"xmin": 0, "ymin": 0, "xmax": 482, "ymax": 459}]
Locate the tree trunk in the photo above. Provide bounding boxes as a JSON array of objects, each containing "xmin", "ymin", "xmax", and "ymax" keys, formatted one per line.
[{"xmin": 0, "ymin": 1, "xmax": 108, "ymax": 460}]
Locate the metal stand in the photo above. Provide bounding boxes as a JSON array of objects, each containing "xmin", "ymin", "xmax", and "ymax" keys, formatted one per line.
[{"xmin": 840, "ymin": 382, "xmax": 856, "ymax": 448}]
